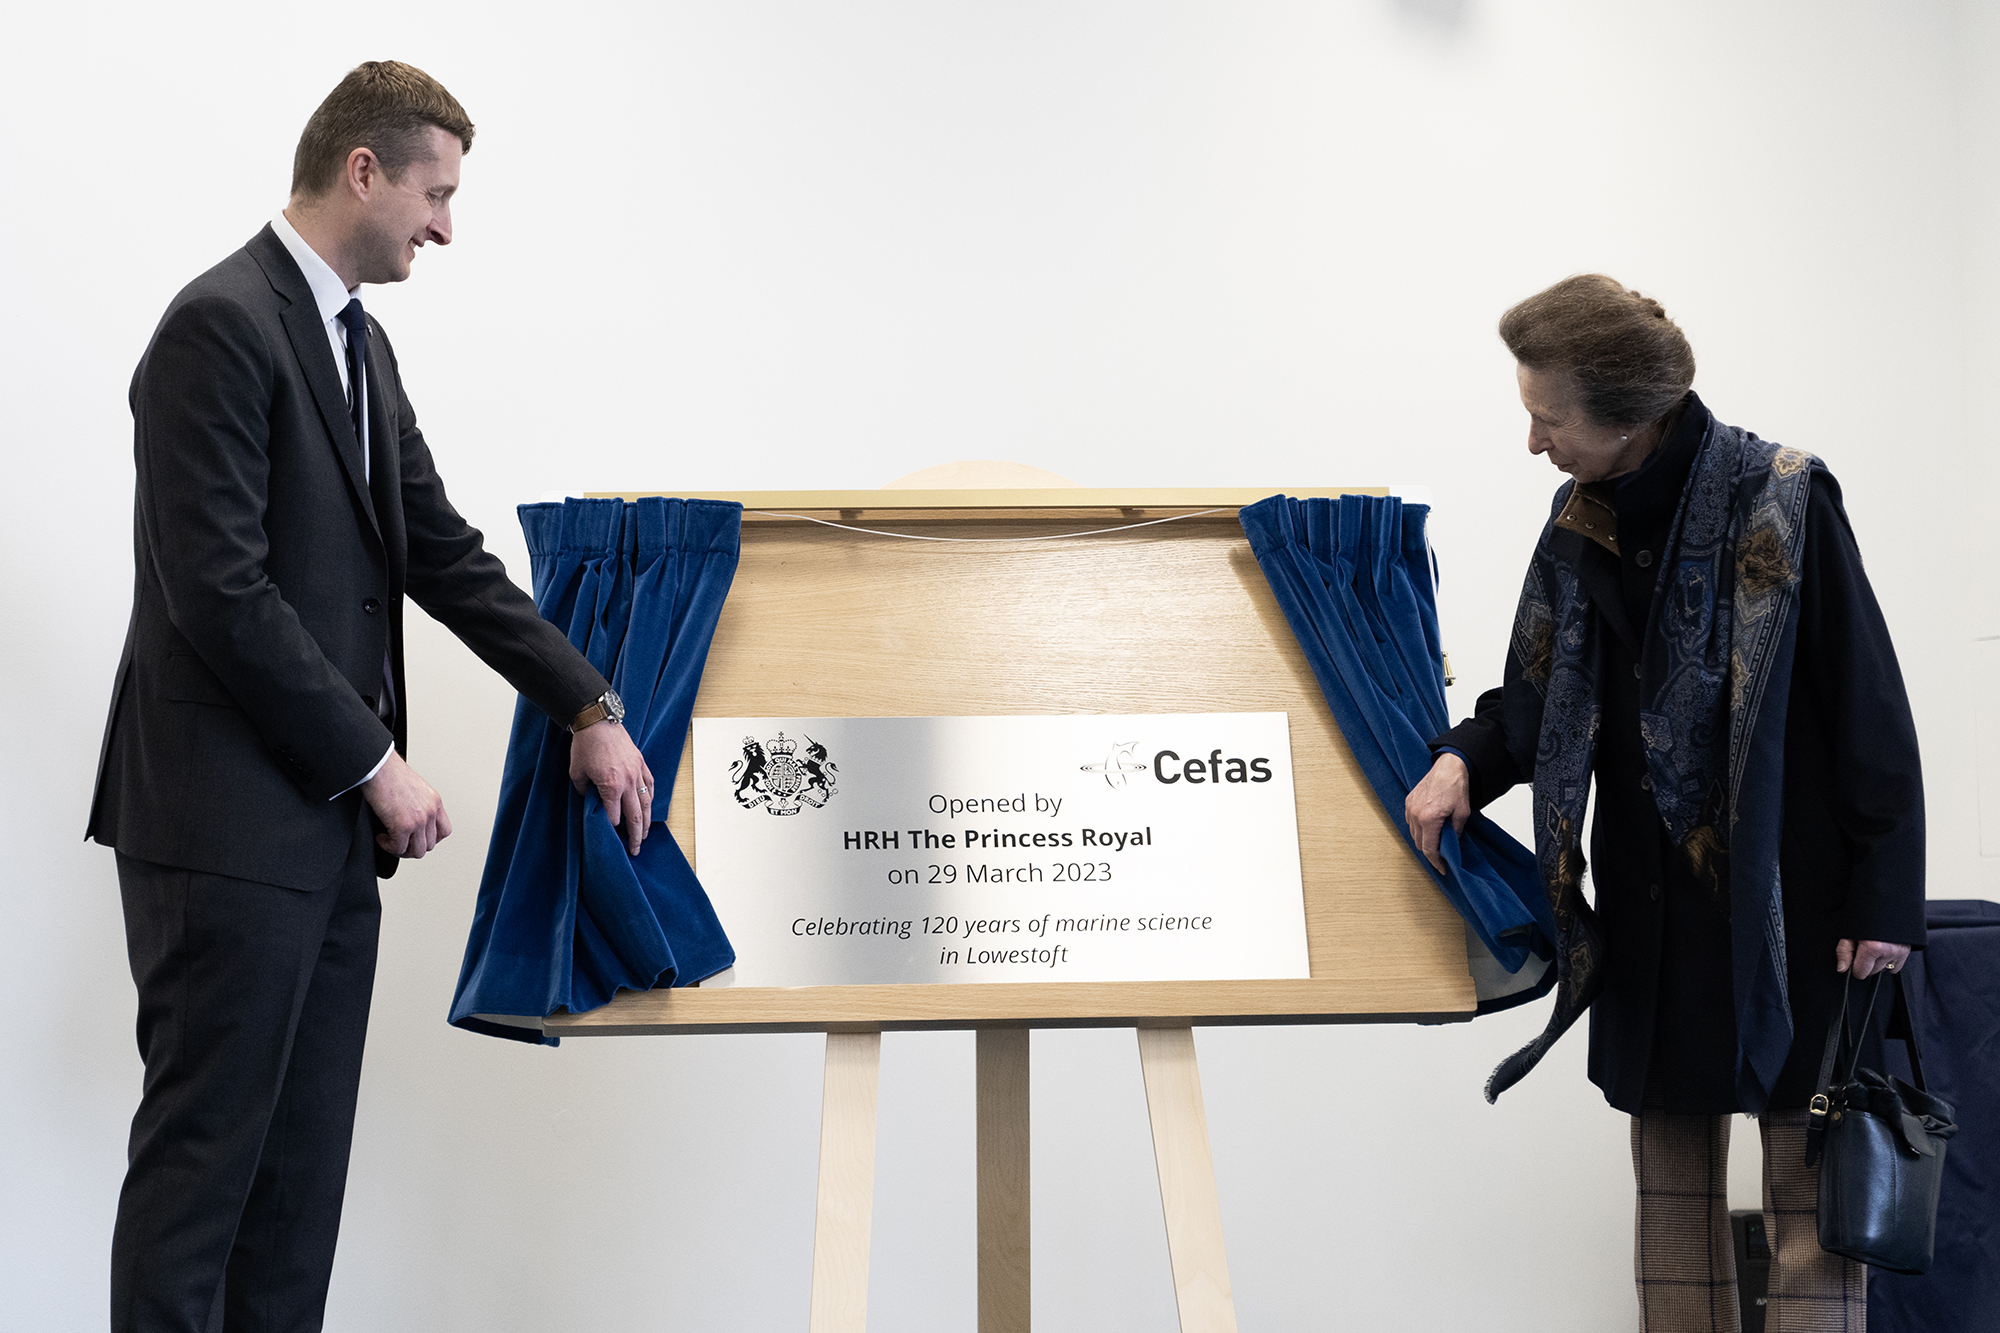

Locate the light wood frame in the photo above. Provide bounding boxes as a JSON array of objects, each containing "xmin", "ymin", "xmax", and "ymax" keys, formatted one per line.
[{"xmin": 541, "ymin": 487, "xmax": 1474, "ymax": 1038}]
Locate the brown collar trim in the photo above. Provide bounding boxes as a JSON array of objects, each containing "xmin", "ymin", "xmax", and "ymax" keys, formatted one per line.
[{"xmin": 1555, "ymin": 483, "xmax": 1620, "ymax": 555}]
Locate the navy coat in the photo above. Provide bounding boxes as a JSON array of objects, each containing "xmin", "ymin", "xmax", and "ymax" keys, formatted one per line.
[{"xmin": 1435, "ymin": 396, "xmax": 1926, "ymax": 1113}]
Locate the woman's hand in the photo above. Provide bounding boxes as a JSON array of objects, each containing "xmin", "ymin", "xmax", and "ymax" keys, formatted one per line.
[
  {"xmin": 1836, "ymin": 939, "xmax": 1911, "ymax": 980},
  {"xmin": 1405, "ymin": 752, "xmax": 1472, "ymax": 873}
]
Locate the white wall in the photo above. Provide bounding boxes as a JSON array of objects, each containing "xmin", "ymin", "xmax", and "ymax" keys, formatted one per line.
[
  {"xmin": 1, "ymin": 2, "xmax": 1986, "ymax": 1329},
  {"xmin": 1956, "ymin": 0, "xmax": 2000, "ymax": 900}
]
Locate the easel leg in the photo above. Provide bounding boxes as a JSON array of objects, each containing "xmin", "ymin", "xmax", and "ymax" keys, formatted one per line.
[
  {"xmin": 1136, "ymin": 1026, "xmax": 1239, "ymax": 1333},
  {"xmin": 977, "ymin": 1028, "xmax": 1031, "ymax": 1333},
  {"xmin": 810, "ymin": 1031, "xmax": 883, "ymax": 1333}
]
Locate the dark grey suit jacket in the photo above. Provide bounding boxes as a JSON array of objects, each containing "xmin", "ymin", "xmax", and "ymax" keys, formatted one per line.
[{"xmin": 89, "ymin": 224, "xmax": 609, "ymax": 888}]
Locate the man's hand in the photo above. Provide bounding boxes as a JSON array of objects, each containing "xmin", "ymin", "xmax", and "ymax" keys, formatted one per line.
[
  {"xmin": 570, "ymin": 720, "xmax": 654, "ymax": 856},
  {"xmin": 1405, "ymin": 752, "xmax": 1472, "ymax": 873},
  {"xmin": 362, "ymin": 750, "xmax": 452, "ymax": 858},
  {"xmin": 1836, "ymin": 938, "xmax": 1911, "ymax": 980}
]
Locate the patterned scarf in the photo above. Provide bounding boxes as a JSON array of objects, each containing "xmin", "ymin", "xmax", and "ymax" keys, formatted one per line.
[{"xmin": 1485, "ymin": 417, "xmax": 1819, "ymax": 1112}]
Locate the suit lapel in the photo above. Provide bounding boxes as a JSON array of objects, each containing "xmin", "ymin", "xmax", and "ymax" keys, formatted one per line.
[
  {"xmin": 1575, "ymin": 541, "xmax": 1640, "ymax": 658},
  {"xmin": 249, "ymin": 227, "xmax": 382, "ymax": 542},
  {"xmin": 1550, "ymin": 528, "xmax": 1641, "ymax": 659},
  {"xmin": 362, "ymin": 319, "xmax": 405, "ymax": 587}
]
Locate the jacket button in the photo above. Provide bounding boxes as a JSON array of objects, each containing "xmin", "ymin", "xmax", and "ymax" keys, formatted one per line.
[
  {"xmin": 362, "ymin": 695, "xmax": 377, "ymax": 711},
  {"xmin": 1636, "ymin": 550, "xmax": 1654, "ymax": 568},
  {"xmin": 363, "ymin": 597, "xmax": 382, "ymax": 614},
  {"xmin": 1640, "ymin": 772, "xmax": 1653, "ymax": 791},
  {"xmin": 1649, "ymin": 883, "xmax": 1661, "ymax": 902},
  {"xmin": 1633, "ymin": 663, "xmax": 1643, "ymax": 679}
]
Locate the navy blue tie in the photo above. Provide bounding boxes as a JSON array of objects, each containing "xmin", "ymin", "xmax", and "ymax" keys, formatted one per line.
[
  {"xmin": 336, "ymin": 295, "xmax": 394, "ymax": 720},
  {"xmin": 335, "ymin": 297, "xmax": 368, "ymax": 450}
]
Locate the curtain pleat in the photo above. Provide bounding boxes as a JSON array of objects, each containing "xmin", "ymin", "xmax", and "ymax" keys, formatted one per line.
[
  {"xmin": 1240, "ymin": 494, "xmax": 1555, "ymax": 984},
  {"xmin": 449, "ymin": 497, "xmax": 741, "ymax": 1044}
]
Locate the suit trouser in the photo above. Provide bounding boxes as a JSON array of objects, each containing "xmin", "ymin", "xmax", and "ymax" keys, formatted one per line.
[
  {"xmin": 111, "ymin": 816, "xmax": 380, "ymax": 1333},
  {"xmin": 1632, "ymin": 1111, "xmax": 1868, "ymax": 1333}
]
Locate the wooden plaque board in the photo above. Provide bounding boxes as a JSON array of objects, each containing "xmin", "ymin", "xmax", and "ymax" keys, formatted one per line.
[{"xmin": 542, "ymin": 489, "xmax": 1474, "ymax": 1038}]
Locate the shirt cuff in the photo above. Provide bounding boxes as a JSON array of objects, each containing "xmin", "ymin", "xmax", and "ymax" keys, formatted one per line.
[
  {"xmin": 1434, "ymin": 746, "xmax": 1469, "ymax": 767},
  {"xmin": 331, "ymin": 745, "xmax": 394, "ymax": 800}
]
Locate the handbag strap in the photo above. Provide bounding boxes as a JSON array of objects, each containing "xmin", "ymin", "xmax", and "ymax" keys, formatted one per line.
[
  {"xmin": 1886, "ymin": 967, "xmax": 1928, "ymax": 1093},
  {"xmin": 1806, "ymin": 975, "xmax": 1851, "ymax": 1166},
  {"xmin": 1843, "ymin": 973, "xmax": 1885, "ymax": 1084},
  {"xmin": 1805, "ymin": 971, "xmax": 1884, "ymax": 1166}
]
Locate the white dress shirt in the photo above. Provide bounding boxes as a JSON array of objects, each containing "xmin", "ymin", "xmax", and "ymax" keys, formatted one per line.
[
  {"xmin": 271, "ymin": 210, "xmax": 369, "ymax": 479},
  {"xmin": 271, "ymin": 210, "xmax": 393, "ymax": 794}
]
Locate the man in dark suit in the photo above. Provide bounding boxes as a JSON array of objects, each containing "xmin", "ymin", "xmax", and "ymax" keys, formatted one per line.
[{"xmin": 88, "ymin": 61, "xmax": 655, "ymax": 1331}]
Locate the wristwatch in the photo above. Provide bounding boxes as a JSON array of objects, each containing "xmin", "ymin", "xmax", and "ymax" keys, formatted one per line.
[{"xmin": 568, "ymin": 689, "xmax": 625, "ymax": 733}]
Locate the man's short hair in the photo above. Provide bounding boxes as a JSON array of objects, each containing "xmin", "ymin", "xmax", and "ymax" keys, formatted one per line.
[{"xmin": 291, "ymin": 61, "xmax": 475, "ymax": 199}]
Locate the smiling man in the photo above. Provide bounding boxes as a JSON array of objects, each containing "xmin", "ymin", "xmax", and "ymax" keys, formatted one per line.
[{"xmin": 88, "ymin": 62, "xmax": 653, "ymax": 1331}]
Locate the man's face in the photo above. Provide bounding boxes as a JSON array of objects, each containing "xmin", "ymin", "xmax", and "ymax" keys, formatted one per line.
[
  {"xmin": 1516, "ymin": 364, "xmax": 1651, "ymax": 484},
  {"xmin": 352, "ymin": 125, "xmax": 461, "ymax": 285}
]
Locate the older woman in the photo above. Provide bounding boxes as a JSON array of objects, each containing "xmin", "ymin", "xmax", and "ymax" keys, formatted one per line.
[{"xmin": 1406, "ymin": 276, "xmax": 1925, "ymax": 1332}]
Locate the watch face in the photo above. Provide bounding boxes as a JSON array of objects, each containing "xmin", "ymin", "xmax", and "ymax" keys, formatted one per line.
[{"xmin": 603, "ymin": 689, "xmax": 625, "ymax": 720}]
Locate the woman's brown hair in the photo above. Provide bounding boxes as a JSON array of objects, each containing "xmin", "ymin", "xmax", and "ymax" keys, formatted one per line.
[{"xmin": 1499, "ymin": 274, "xmax": 1695, "ymax": 428}]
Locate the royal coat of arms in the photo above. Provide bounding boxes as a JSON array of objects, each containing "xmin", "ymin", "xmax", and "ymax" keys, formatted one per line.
[{"xmin": 730, "ymin": 732, "xmax": 838, "ymax": 815}]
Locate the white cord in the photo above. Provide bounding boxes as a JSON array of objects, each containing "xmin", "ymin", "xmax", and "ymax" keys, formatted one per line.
[{"xmin": 746, "ymin": 507, "xmax": 1232, "ymax": 543}]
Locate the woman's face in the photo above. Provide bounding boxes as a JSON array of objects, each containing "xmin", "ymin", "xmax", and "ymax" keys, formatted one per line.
[{"xmin": 1517, "ymin": 364, "xmax": 1655, "ymax": 483}]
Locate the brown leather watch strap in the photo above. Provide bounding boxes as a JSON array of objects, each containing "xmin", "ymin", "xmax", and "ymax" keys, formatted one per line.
[{"xmin": 567, "ymin": 699, "xmax": 611, "ymax": 732}]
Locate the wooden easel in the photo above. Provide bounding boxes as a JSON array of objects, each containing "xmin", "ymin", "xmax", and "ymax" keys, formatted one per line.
[
  {"xmin": 546, "ymin": 486, "xmax": 1476, "ymax": 1330},
  {"xmin": 800, "ymin": 1025, "xmax": 1230, "ymax": 1333}
]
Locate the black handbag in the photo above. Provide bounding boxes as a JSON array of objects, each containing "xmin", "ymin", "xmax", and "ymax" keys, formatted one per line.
[{"xmin": 1804, "ymin": 968, "xmax": 1958, "ymax": 1274}]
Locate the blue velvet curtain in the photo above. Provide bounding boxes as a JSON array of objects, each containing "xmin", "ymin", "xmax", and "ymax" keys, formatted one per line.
[
  {"xmin": 450, "ymin": 497, "xmax": 742, "ymax": 1044},
  {"xmin": 1240, "ymin": 494, "xmax": 1555, "ymax": 990}
]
